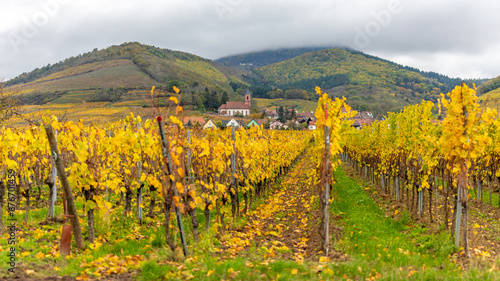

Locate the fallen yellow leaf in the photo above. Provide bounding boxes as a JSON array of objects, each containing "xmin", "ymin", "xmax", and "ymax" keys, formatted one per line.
[
  {"xmin": 319, "ymin": 256, "xmax": 330, "ymax": 263},
  {"xmin": 21, "ymin": 251, "xmax": 30, "ymax": 257}
]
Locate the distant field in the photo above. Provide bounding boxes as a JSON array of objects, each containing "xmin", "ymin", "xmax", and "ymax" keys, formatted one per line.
[
  {"xmin": 51, "ymin": 91, "xmax": 93, "ymax": 104},
  {"xmin": 6, "ymin": 94, "xmax": 318, "ymax": 127},
  {"xmin": 6, "ymin": 60, "xmax": 158, "ymax": 93},
  {"xmin": 36, "ymin": 59, "xmax": 132, "ymax": 83},
  {"xmin": 478, "ymin": 88, "xmax": 500, "ymax": 111},
  {"xmin": 254, "ymin": 98, "xmax": 317, "ymax": 113},
  {"xmin": 7, "ymin": 102, "xmax": 159, "ymax": 127},
  {"xmin": 113, "ymin": 100, "xmax": 146, "ymax": 107}
]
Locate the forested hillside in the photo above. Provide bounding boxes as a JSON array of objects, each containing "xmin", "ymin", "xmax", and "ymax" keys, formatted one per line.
[
  {"xmin": 479, "ymin": 75, "xmax": 500, "ymax": 95},
  {"xmin": 246, "ymin": 48, "xmax": 486, "ymax": 115},
  {"xmin": 215, "ymin": 47, "xmax": 331, "ymax": 70},
  {"xmin": 478, "ymin": 75, "xmax": 500, "ymax": 110}
]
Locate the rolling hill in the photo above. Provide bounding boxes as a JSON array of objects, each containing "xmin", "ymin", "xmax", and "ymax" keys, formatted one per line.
[
  {"xmin": 242, "ymin": 48, "xmax": 487, "ymax": 116},
  {"xmin": 254, "ymin": 98, "xmax": 318, "ymax": 113},
  {"xmin": 5, "ymin": 42, "xmax": 244, "ymax": 105},
  {"xmin": 215, "ymin": 47, "xmax": 331, "ymax": 70},
  {"xmin": 478, "ymin": 75, "xmax": 500, "ymax": 110},
  {"xmin": 478, "ymin": 75, "xmax": 500, "ymax": 95}
]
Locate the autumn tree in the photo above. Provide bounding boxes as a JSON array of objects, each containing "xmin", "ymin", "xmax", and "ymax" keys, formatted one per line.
[
  {"xmin": 220, "ymin": 91, "xmax": 229, "ymax": 106},
  {"xmin": 0, "ymin": 81, "xmax": 20, "ymax": 124}
]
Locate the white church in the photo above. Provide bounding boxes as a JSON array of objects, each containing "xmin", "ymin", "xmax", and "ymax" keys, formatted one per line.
[{"xmin": 218, "ymin": 89, "xmax": 251, "ymax": 116}]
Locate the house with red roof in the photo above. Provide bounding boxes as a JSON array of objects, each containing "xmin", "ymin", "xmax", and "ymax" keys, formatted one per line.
[
  {"xmin": 265, "ymin": 109, "xmax": 278, "ymax": 119},
  {"xmin": 298, "ymin": 111, "xmax": 315, "ymax": 123},
  {"xmin": 183, "ymin": 117, "xmax": 206, "ymax": 127},
  {"xmin": 270, "ymin": 121, "xmax": 284, "ymax": 130},
  {"xmin": 218, "ymin": 89, "xmax": 251, "ymax": 116},
  {"xmin": 308, "ymin": 120, "xmax": 317, "ymax": 130},
  {"xmin": 351, "ymin": 118, "xmax": 374, "ymax": 130}
]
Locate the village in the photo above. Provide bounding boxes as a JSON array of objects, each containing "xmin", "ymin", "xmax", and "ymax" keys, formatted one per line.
[{"xmin": 182, "ymin": 89, "xmax": 376, "ymax": 130}]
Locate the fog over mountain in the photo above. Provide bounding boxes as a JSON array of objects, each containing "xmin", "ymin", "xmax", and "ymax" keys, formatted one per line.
[{"xmin": 1, "ymin": 0, "xmax": 499, "ymax": 80}]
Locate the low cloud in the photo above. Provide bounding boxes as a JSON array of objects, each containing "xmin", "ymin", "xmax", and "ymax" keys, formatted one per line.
[{"xmin": 1, "ymin": 0, "xmax": 498, "ymax": 81}]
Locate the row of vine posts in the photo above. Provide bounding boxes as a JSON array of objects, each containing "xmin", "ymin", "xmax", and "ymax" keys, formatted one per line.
[
  {"xmin": 32, "ymin": 95, "xmax": 310, "ymax": 257},
  {"xmin": 313, "ymin": 87, "xmax": 355, "ymax": 255},
  {"xmin": 340, "ymin": 83, "xmax": 499, "ymax": 257}
]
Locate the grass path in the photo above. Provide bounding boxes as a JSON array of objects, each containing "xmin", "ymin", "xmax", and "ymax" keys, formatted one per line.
[
  {"xmin": 331, "ymin": 166, "xmax": 500, "ymax": 280},
  {"xmin": 331, "ymin": 167, "xmax": 460, "ymax": 280}
]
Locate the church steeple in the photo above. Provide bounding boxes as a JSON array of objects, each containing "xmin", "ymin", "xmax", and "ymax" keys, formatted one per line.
[{"xmin": 244, "ymin": 89, "xmax": 251, "ymax": 106}]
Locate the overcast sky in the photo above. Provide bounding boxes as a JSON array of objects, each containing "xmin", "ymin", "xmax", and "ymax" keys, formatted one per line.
[{"xmin": 1, "ymin": 0, "xmax": 499, "ymax": 81}]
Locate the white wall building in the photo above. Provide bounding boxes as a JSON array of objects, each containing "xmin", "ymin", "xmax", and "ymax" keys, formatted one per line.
[{"xmin": 218, "ymin": 90, "xmax": 252, "ymax": 116}]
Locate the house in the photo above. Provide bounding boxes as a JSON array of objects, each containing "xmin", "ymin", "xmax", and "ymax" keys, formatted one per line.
[
  {"xmin": 203, "ymin": 119, "xmax": 218, "ymax": 130},
  {"xmin": 285, "ymin": 120, "xmax": 301, "ymax": 130},
  {"xmin": 266, "ymin": 108, "xmax": 298, "ymax": 119},
  {"xmin": 297, "ymin": 111, "xmax": 315, "ymax": 122},
  {"xmin": 352, "ymin": 120, "xmax": 362, "ymax": 130},
  {"xmin": 351, "ymin": 119, "xmax": 374, "ymax": 130},
  {"xmin": 353, "ymin": 111, "xmax": 374, "ymax": 119},
  {"xmin": 246, "ymin": 119, "xmax": 260, "ymax": 128},
  {"xmin": 355, "ymin": 118, "xmax": 375, "ymax": 129},
  {"xmin": 299, "ymin": 118, "xmax": 311, "ymax": 124},
  {"xmin": 224, "ymin": 118, "xmax": 245, "ymax": 128},
  {"xmin": 270, "ymin": 121, "xmax": 284, "ymax": 130},
  {"xmin": 308, "ymin": 120, "xmax": 317, "ymax": 130},
  {"xmin": 183, "ymin": 117, "xmax": 206, "ymax": 127},
  {"xmin": 246, "ymin": 119, "xmax": 267, "ymax": 128},
  {"xmin": 288, "ymin": 108, "xmax": 299, "ymax": 115},
  {"xmin": 265, "ymin": 105, "xmax": 298, "ymax": 119},
  {"xmin": 255, "ymin": 119, "xmax": 267, "ymax": 126},
  {"xmin": 265, "ymin": 109, "xmax": 278, "ymax": 119},
  {"xmin": 218, "ymin": 89, "xmax": 251, "ymax": 116}
]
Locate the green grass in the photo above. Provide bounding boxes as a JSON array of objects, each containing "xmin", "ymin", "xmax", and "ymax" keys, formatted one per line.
[
  {"xmin": 478, "ymin": 87, "xmax": 500, "ymax": 111},
  {"xmin": 329, "ymin": 167, "xmax": 500, "ymax": 280},
  {"xmin": 433, "ymin": 177, "xmax": 499, "ymax": 207},
  {"xmin": 479, "ymin": 87, "xmax": 500, "ymax": 101},
  {"xmin": 254, "ymin": 98, "xmax": 317, "ymax": 112},
  {"xmin": 473, "ymin": 189, "xmax": 500, "ymax": 207}
]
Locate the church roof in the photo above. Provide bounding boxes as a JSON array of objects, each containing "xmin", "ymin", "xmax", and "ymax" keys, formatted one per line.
[{"xmin": 219, "ymin": 102, "xmax": 250, "ymax": 110}]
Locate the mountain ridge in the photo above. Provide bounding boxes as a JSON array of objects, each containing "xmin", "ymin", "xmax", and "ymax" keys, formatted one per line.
[
  {"xmin": 4, "ymin": 42, "xmax": 246, "ymax": 106},
  {"xmin": 240, "ymin": 48, "xmax": 488, "ymax": 115},
  {"xmin": 4, "ymin": 43, "xmax": 496, "ymax": 117}
]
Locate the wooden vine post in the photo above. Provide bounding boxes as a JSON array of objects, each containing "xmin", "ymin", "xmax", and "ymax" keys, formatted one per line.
[
  {"xmin": 323, "ymin": 102, "xmax": 331, "ymax": 255},
  {"xmin": 267, "ymin": 132, "xmax": 271, "ymax": 196},
  {"xmin": 47, "ymin": 130, "xmax": 58, "ymax": 219},
  {"xmin": 230, "ymin": 126, "xmax": 238, "ymax": 218},
  {"xmin": 455, "ymin": 97, "xmax": 469, "ymax": 252},
  {"xmin": 438, "ymin": 82, "xmax": 493, "ymax": 257},
  {"xmin": 186, "ymin": 130, "xmax": 199, "ymax": 242},
  {"xmin": 106, "ymin": 130, "xmax": 112, "ymax": 202},
  {"xmin": 45, "ymin": 124, "xmax": 85, "ymax": 252},
  {"xmin": 157, "ymin": 117, "xmax": 188, "ymax": 257},
  {"xmin": 137, "ymin": 122, "xmax": 143, "ymax": 223},
  {"xmin": 314, "ymin": 87, "xmax": 355, "ymax": 255}
]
